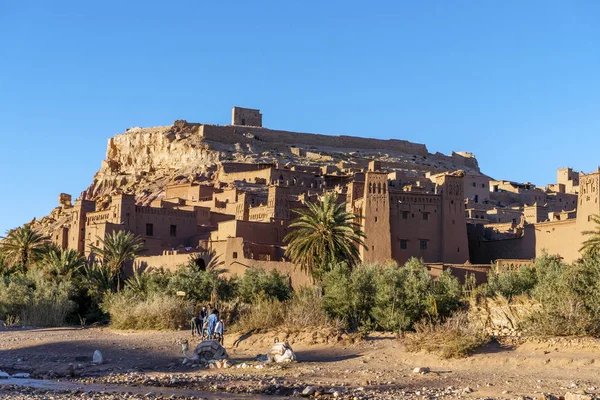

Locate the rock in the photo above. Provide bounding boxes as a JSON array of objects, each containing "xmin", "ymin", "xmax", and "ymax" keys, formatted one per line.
[
  {"xmin": 12, "ymin": 373, "xmax": 30, "ymax": 379},
  {"xmin": 302, "ymin": 386, "xmax": 316, "ymax": 396},
  {"xmin": 92, "ymin": 350, "xmax": 104, "ymax": 364},
  {"xmin": 0, "ymin": 371, "xmax": 9, "ymax": 379},
  {"xmin": 564, "ymin": 393, "xmax": 593, "ymax": 400},
  {"xmin": 412, "ymin": 367, "xmax": 430, "ymax": 374},
  {"xmin": 463, "ymin": 387, "xmax": 474, "ymax": 393}
]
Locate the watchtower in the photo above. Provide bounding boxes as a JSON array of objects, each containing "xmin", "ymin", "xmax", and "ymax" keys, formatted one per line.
[{"xmin": 231, "ymin": 107, "xmax": 262, "ymax": 127}]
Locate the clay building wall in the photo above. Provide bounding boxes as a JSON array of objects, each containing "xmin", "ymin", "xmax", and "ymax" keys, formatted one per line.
[
  {"xmin": 545, "ymin": 192, "xmax": 577, "ymax": 212},
  {"xmin": 522, "ymin": 219, "xmax": 579, "ymax": 263},
  {"xmin": 558, "ymin": 168, "xmax": 580, "ymax": 194},
  {"xmin": 485, "ymin": 207, "xmax": 523, "ymax": 224},
  {"xmin": 463, "ymin": 174, "xmax": 491, "ymax": 204},
  {"xmin": 389, "ymin": 191, "xmax": 443, "ymax": 265},
  {"xmin": 84, "ymin": 194, "xmax": 198, "ymax": 256},
  {"xmin": 204, "ymin": 238, "xmax": 312, "ymax": 288},
  {"xmin": 523, "ymin": 204, "xmax": 548, "ymax": 224}
]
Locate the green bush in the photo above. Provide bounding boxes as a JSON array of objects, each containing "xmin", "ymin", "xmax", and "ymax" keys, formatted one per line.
[
  {"xmin": 323, "ymin": 259, "xmax": 463, "ymax": 331},
  {"xmin": 235, "ymin": 267, "xmax": 292, "ymax": 303},
  {"xmin": 0, "ymin": 270, "xmax": 75, "ymax": 326}
]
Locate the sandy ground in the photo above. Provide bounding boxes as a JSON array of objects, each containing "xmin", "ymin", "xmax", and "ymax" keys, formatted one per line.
[{"xmin": 1, "ymin": 326, "xmax": 600, "ymax": 399}]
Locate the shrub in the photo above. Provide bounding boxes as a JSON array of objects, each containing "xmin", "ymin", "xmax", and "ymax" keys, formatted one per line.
[
  {"xmin": 323, "ymin": 259, "xmax": 463, "ymax": 332},
  {"xmin": 232, "ymin": 288, "xmax": 333, "ymax": 333},
  {"xmin": 166, "ymin": 267, "xmax": 233, "ymax": 302},
  {"xmin": 101, "ymin": 291, "xmax": 188, "ymax": 330},
  {"xmin": 404, "ymin": 312, "xmax": 489, "ymax": 359},
  {"xmin": 0, "ymin": 270, "xmax": 75, "ymax": 326},
  {"xmin": 485, "ymin": 265, "xmax": 537, "ymax": 299},
  {"xmin": 235, "ymin": 267, "xmax": 292, "ymax": 303}
]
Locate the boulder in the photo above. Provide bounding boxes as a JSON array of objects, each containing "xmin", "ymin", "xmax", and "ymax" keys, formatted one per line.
[{"xmin": 92, "ymin": 350, "xmax": 104, "ymax": 364}]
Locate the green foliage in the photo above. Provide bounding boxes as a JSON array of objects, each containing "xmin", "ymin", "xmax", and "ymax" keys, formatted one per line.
[
  {"xmin": 0, "ymin": 225, "xmax": 47, "ymax": 271},
  {"xmin": 166, "ymin": 266, "xmax": 233, "ymax": 302},
  {"xmin": 0, "ymin": 269, "xmax": 75, "ymax": 326},
  {"xmin": 235, "ymin": 267, "xmax": 292, "ymax": 303},
  {"xmin": 284, "ymin": 192, "xmax": 365, "ymax": 281},
  {"xmin": 323, "ymin": 259, "xmax": 463, "ymax": 331},
  {"xmin": 485, "ymin": 264, "xmax": 538, "ymax": 299},
  {"xmin": 580, "ymin": 214, "xmax": 600, "ymax": 255},
  {"xmin": 90, "ymin": 230, "xmax": 145, "ymax": 291}
]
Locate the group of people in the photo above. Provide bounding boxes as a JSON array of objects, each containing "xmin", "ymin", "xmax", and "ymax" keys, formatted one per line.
[{"xmin": 190, "ymin": 304, "xmax": 224, "ymax": 344}]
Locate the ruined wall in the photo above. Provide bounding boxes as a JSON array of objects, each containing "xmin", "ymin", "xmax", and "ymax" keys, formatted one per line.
[{"xmin": 199, "ymin": 124, "xmax": 429, "ymax": 156}]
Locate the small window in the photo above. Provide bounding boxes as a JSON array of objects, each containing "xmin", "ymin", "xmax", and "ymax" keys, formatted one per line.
[
  {"xmin": 400, "ymin": 240, "xmax": 408, "ymax": 250},
  {"xmin": 374, "ymin": 216, "xmax": 378, "ymax": 223},
  {"xmin": 170, "ymin": 225, "xmax": 177, "ymax": 237},
  {"xmin": 472, "ymin": 182, "xmax": 476, "ymax": 187},
  {"xmin": 420, "ymin": 240, "xmax": 427, "ymax": 250},
  {"xmin": 146, "ymin": 223, "xmax": 154, "ymax": 236},
  {"xmin": 481, "ymin": 183, "xmax": 485, "ymax": 188},
  {"xmin": 241, "ymin": 118, "xmax": 245, "ymax": 125},
  {"xmin": 232, "ymin": 252, "xmax": 238, "ymax": 259},
  {"xmin": 402, "ymin": 211, "xmax": 408, "ymax": 219},
  {"xmin": 423, "ymin": 213, "xmax": 429, "ymax": 221},
  {"xmin": 457, "ymin": 247, "xmax": 460, "ymax": 252}
]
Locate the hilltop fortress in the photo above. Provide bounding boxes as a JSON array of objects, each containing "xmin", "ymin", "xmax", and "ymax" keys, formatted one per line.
[{"xmin": 34, "ymin": 107, "xmax": 598, "ymax": 285}]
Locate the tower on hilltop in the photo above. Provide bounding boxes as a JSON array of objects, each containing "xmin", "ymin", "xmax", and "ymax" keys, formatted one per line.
[{"xmin": 231, "ymin": 107, "xmax": 262, "ymax": 127}]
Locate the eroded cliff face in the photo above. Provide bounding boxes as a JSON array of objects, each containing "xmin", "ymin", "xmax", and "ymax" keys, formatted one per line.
[{"xmin": 83, "ymin": 123, "xmax": 218, "ymax": 203}]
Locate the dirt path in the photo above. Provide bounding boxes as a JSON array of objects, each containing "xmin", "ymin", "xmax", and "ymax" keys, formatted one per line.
[{"xmin": 1, "ymin": 327, "xmax": 600, "ymax": 399}]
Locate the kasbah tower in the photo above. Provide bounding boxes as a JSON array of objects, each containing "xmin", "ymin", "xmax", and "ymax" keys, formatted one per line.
[{"xmin": 358, "ymin": 160, "xmax": 469, "ymax": 266}]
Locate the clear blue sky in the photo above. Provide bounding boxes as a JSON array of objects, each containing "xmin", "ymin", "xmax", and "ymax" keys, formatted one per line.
[{"xmin": 1, "ymin": 1, "xmax": 599, "ymax": 234}]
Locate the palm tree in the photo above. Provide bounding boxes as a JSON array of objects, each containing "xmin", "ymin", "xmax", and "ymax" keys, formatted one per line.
[
  {"xmin": 90, "ymin": 230, "xmax": 145, "ymax": 291},
  {"xmin": 39, "ymin": 245, "xmax": 87, "ymax": 279},
  {"xmin": 580, "ymin": 214, "xmax": 600, "ymax": 256},
  {"xmin": 0, "ymin": 225, "xmax": 47, "ymax": 271},
  {"xmin": 284, "ymin": 192, "xmax": 365, "ymax": 281}
]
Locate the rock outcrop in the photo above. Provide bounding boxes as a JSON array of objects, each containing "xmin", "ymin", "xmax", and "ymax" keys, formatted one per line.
[{"xmin": 82, "ymin": 120, "xmax": 482, "ymax": 203}]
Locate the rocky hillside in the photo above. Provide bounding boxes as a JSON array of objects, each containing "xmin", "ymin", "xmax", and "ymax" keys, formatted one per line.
[{"xmin": 82, "ymin": 120, "xmax": 482, "ymax": 205}]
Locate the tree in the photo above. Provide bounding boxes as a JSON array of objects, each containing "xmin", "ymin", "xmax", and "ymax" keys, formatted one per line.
[
  {"xmin": 39, "ymin": 245, "xmax": 87, "ymax": 280},
  {"xmin": 90, "ymin": 230, "xmax": 145, "ymax": 291},
  {"xmin": 284, "ymin": 192, "xmax": 365, "ymax": 281},
  {"xmin": 0, "ymin": 225, "xmax": 47, "ymax": 271},
  {"xmin": 580, "ymin": 214, "xmax": 600, "ymax": 256}
]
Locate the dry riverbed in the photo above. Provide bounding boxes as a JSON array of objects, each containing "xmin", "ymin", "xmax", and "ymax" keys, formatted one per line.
[{"xmin": 1, "ymin": 327, "xmax": 600, "ymax": 399}]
